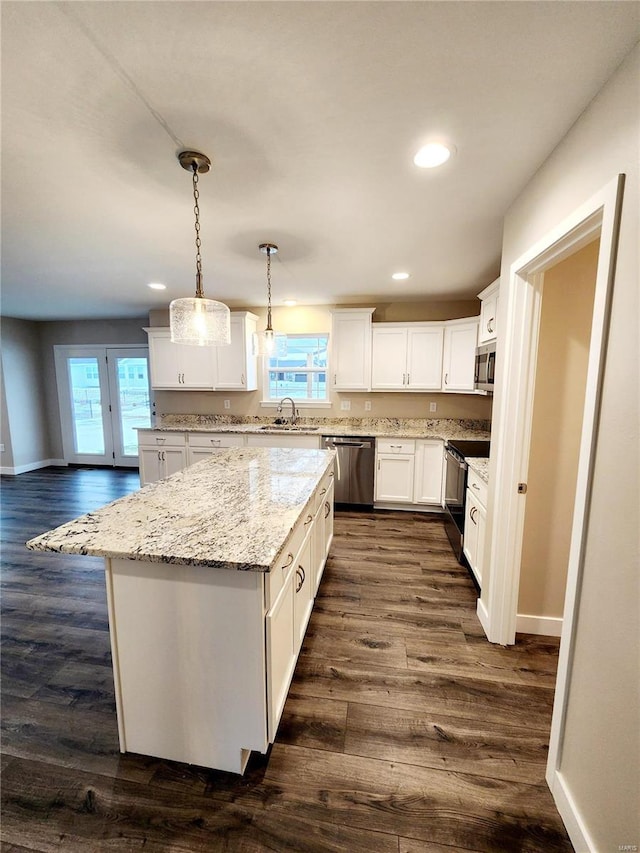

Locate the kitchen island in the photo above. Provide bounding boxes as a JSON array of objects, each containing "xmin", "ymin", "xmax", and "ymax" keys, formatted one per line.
[{"xmin": 27, "ymin": 447, "xmax": 335, "ymax": 774}]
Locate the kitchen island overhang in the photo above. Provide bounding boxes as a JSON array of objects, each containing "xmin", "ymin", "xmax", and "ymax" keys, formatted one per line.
[{"xmin": 27, "ymin": 447, "xmax": 336, "ymax": 774}]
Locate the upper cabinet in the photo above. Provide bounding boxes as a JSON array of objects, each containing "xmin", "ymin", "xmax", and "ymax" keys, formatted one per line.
[
  {"xmin": 214, "ymin": 312, "xmax": 258, "ymax": 391},
  {"xmin": 331, "ymin": 309, "xmax": 374, "ymax": 391},
  {"xmin": 371, "ymin": 324, "xmax": 443, "ymax": 391},
  {"xmin": 477, "ymin": 278, "xmax": 499, "ymax": 344},
  {"xmin": 442, "ymin": 318, "xmax": 479, "ymax": 392},
  {"xmin": 146, "ymin": 328, "xmax": 217, "ymax": 390},
  {"xmin": 145, "ymin": 312, "xmax": 258, "ymax": 391}
]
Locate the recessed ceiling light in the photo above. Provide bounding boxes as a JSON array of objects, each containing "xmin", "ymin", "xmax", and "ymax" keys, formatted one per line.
[
  {"xmin": 392, "ymin": 272, "xmax": 410, "ymax": 281},
  {"xmin": 283, "ymin": 299, "xmax": 297, "ymax": 307},
  {"xmin": 413, "ymin": 142, "xmax": 453, "ymax": 169},
  {"xmin": 147, "ymin": 282, "xmax": 167, "ymax": 290}
]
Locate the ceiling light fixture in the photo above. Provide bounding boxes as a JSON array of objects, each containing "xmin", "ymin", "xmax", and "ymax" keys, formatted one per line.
[
  {"xmin": 414, "ymin": 142, "xmax": 453, "ymax": 169},
  {"xmin": 147, "ymin": 282, "xmax": 167, "ymax": 290},
  {"xmin": 169, "ymin": 150, "xmax": 231, "ymax": 347},
  {"xmin": 392, "ymin": 272, "xmax": 410, "ymax": 281},
  {"xmin": 252, "ymin": 243, "xmax": 286, "ymax": 357}
]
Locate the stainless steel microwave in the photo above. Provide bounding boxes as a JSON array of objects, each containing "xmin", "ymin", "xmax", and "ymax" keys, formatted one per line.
[{"xmin": 475, "ymin": 342, "xmax": 496, "ymax": 392}]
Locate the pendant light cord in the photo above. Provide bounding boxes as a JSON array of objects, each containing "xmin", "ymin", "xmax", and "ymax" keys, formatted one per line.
[
  {"xmin": 192, "ymin": 166, "xmax": 204, "ymax": 298},
  {"xmin": 266, "ymin": 247, "xmax": 273, "ymax": 331}
]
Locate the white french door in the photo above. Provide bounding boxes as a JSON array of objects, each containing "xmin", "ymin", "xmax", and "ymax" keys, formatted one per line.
[{"xmin": 54, "ymin": 345, "xmax": 152, "ymax": 467}]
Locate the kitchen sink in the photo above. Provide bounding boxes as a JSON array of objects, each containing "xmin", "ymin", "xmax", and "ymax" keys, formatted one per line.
[{"xmin": 260, "ymin": 425, "xmax": 319, "ymax": 431}]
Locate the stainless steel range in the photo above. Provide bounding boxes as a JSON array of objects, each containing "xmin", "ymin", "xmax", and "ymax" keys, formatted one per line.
[{"xmin": 443, "ymin": 439, "xmax": 490, "ymax": 577}]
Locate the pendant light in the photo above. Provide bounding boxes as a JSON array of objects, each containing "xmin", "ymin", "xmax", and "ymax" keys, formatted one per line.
[
  {"xmin": 169, "ymin": 150, "xmax": 231, "ymax": 347},
  {"xmin": 252, "ymin": 242, "xmax": 284, "ymax": 357}
]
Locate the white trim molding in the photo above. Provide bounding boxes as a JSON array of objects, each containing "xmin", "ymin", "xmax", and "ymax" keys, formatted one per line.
[
  {"xmin": 515, "ymin": 614, "xmax": 562, "ymax": 637},
  {"xmin": 548, "ymin": 771, "xmax": 597, "ymax": 853},
  {"xmin": 0, "ymin": 458, "xmax": 67, "ymax": 476}
]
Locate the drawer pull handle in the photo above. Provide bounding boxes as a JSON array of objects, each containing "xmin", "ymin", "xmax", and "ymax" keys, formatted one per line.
[
  {"xmin": 295, "ymin": 566, "xmax": 306, "ymax": 593},
  {"xmin": 304, "ymin": 514, "xmax": 313, "ymax": 525},
  {"xmin": 472, "ymin": 483, "xmax": 480, "ymax": 490},
  {"xmin": 319, "ymin": 487, "xmax": 327, "ymax": 496},
  {"xmin": 324, "ymin": 501, "xmax": 331, "ymax": 519},
  {"xmin": 155, "ymin": 437, "xmax": 166, "ymax": 444},
  {"xmin": 282, "ymin": 553, "xmax": 294, "ymax": 571},
  {"xmin": 211, "ymin": 439, "xmax": 221, "ymax": 446}
]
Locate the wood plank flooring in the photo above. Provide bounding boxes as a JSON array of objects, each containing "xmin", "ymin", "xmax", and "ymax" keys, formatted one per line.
[{"xmin": 0, "ymin": 467, "xmax": 574, "ymax": 852}]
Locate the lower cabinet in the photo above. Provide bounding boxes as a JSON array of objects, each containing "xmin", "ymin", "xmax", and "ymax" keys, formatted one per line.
[
  {"xmin": 138, "ymin": 432, "xmax": 187, "ymax": 485},
  {"xmin": 375, "ymin": 438, "xmax": 444, "ymax": 507},
  {"xmin": 414, "ymin": 439, "xmax": 444, "ymax": 504},
  {"xmin": 463, "ymin": 468, "xmax": 488, "ymax": 587}
]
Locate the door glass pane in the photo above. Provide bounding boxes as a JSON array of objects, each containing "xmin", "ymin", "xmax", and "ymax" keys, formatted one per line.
[
  {"xmin": 115, "ymin": 357, "xmax": 151, "ymax": 456},
  {"xmin": 68, "ymin": 357, "xmax": 105, "ymax": 454}
]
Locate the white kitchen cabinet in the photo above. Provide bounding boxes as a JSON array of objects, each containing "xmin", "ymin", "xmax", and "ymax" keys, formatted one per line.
[
  {"xmin": 442, "ymin": 318, "xmax": 479, "ymax": 392},
  {"xmin": 312, "ymin": 471, "xmax": 334, "ymax": 594},
  {"xmin": 187, "ymin": 432, "xmax": 245, "ymax": 466},
  {"xmin": 478, "ymin": 279, "xmax": 499, "ymax": 344},
  {"xmin": 375, "ymin": 438, "xmax": 416, "ymax": 503},
  {"xmin": 293, "ymin": 529, "xmax": 314, "ymax": 650},
  {"xmin": 331, "ymin": 308, "xmax": 375, "ymax": 391},
  {"xmin": 371, "ymin": 324, "xmax": 443, "ymax": 391},
  {"xmin": 265, "ymin": 559, "xmax": 295, "ymax": 742},
  {"xmin": 463, "ymin": 467, "xmax": 488, "ymax": 588},
  {"xmin": 214, "ymin": 312, "xmax": 259, "ymax": 391},
  {"xmin": 413, "ymin": 439, "xmax": 444, "ymax": 504},
  {"xmin": 145, "ymin": 328, "xmax": 218, "ymax": 390},
  {"xmin": 138, "ymin": 431, "xmax": 188, "ymax": 485}
]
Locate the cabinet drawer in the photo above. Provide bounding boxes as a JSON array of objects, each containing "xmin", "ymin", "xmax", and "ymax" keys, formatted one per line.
[
  {"xmin": 265, "ymin": 512, "xmax": 313, "ymax": 610},
  {"xmin": 377, "ymin": 438, "xmax": 415, "ymax": 455},
  {"xmin": 188, "ymin": 433, "xmax": 245, "ymax": 449},
  {"xmin": 138, "ymin": 431, "xmax": 186, "ymax": 448},
  {"xmin": 467, "ymin": 469, "xmax": 488, "ymax": 507}
]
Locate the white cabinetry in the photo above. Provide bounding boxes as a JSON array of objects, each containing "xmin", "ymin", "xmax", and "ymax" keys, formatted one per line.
[
  {"xmin": 138, "ymin": 431, "xmax": 187, "ymax": 485},
  {"xmin": 478, "ymin": 279, "xmax": 499, "ymax": 344},
  {"xmin": 214, "ymin": 312, "xmax": 259, "ymax": 391},
  {"xmin": 375, "ymin": 438, "xmax": 416, "ymax": 503},
  {"xmin": 463, "ymin": 467, "xmax": 488, "ymax": 588},
  {"xmin": 413, "ymin": 440, "xmax": 444, "ymax": 504},
  {"xmin": 371, "ymin": 324, "xmax": 443, "ymax": 391},
  {"xmin": 331, "ymin": 309, "xmax": 374, "ymax": 391},
  {"xmin": 442, "ymin": 319, "xmax": 479, "ymax": 392},
  {"xmin": 187, "ymin": 433, "xmax": 245, "ymax": 466},
  {"xmin": 312, "ymin": 471, "xmax": 334, "ymax": 594},
  {"xmin": 145, "ymin": 328, "xmax": 217, "ymax": 390}
]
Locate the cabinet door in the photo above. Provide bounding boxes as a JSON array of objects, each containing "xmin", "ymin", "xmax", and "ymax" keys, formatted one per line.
[
  {"xmin": 181, "ymin": 345, "xmax": 217, "ymax": 389},
  {"xmin": 139, "ymin": 447, "xmax": 163, "ymax": 486},
  {"xmin": 323, "ymin": 480, "xmax": 334, "ymax": 560},
  {"xmin": 371, "ymin": 327, "xmax": 407, "ymax": 390},
  {"xmin": 312, "ymin": 499, "xmax": 325, "ymax": 596},
  {"xmin": 163, "ymin": 447, "xmax": 188, "ymax": 478},
  {"xmin": 413, "ymin": 440, "xmax": 444, "ymax": 504},
  {"xmin": 146, "ymin": 329, "xmax": 217, "ymax": 390},
  {"xmin": 293, "ymin": 533, "xmax": 313, "ymax": 653},
  {"xmin": 375, "ymin": 455, "xmax": 415, "ymax": 503},
  {"xmin": 463, "ymin": 491, "xmax": 480, "ymax": 584},
  {"xmin": 215, "ymin": 314, "xmax": 258, "ymax": 390},
  {"xmin": 331, "ymin": 310, "xmax": 373, "ymax": 391},
  {"xmin": 442, "ymin": 321, "xmax": 478, "ymax": 392},
  {"xmin": 266, "ymin": 569, "xmax": 295, "ymax": 742},
  {"xmin": 479, "ymin": 291, "xmax": 498, "ymax": 344},
  {"xmin": 475, "ymin": 502, "xmax": 486, "ymax": 588},
  {"xmin": 407, "ymin": 327, "xmax": 444, "ymax": 390}
]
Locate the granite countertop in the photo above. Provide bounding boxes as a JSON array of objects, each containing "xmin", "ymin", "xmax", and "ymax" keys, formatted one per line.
[
  {"xmin": 26, "ymin": 447, "xmax": 334, "ymax": 572},
  {"xmin": 139, "ymin": 415, "xmax": 491, "ymax": 442},
  {"xmin": 467, "ymin": 457, "xmax": 489, "ymax": 484}
]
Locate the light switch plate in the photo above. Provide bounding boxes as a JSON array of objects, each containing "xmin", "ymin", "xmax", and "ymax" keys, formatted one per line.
[
  {"xmin": 429, "ymin": 402, "xmax": 437, "ymax": 413},
  {"xmin": 340, "ymin": 400, "xmax": 351, "ymax": 411},
  {"xmin": 364, "ymin": 401, "xmax": 372, "ymax": 411}
]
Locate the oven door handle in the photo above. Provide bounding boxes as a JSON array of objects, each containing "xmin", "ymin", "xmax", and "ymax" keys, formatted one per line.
[{"xmin": 445, "ymin": 450, "xmax": 467, "ymax": 471}]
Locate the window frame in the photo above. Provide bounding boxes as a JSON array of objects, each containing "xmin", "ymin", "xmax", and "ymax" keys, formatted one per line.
[{"xmin": 260, "ymin": 332, "xmax": 331, "ymax": 409}]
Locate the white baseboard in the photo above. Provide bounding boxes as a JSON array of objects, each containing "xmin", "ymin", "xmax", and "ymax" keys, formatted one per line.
[
  {"xmin": 476, "ymin": 597, "xmax": 491, "ymax": 638},
  {"xmin": 0, "ymin": 458, "xmax": 68, "ymax": 476},
  {"xmin": 549, "ymin": 770, "xmax": 596, "ymax": 853},
  {"xmin": 516, "ymin": 613, "xmax": 563, "ymax": 637}
]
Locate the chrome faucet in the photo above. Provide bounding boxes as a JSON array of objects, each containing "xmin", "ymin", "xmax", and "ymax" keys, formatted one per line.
[{"xmin": 278, "ymin": 397, "xmax": 298, "ymax": 425}]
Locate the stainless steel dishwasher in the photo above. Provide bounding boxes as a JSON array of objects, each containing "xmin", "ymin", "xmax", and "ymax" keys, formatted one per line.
[{"xmin": 322, "ymin": 436, "xmax": 375, "ymax": 506}]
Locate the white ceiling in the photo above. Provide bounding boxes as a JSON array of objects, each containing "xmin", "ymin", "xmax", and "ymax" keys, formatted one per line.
[{"xmin": 2, "ymin": 2, "xmax": 639, "ymax": 321}]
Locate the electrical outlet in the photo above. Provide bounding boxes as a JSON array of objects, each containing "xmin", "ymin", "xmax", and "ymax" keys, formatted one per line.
[
  {"xmin": 429, "ymin": 402, "xmax": 437, "ymax": 413},
  {"xmin": 340, "ymin": 400, "xmax": 351, "ymax": 411},
  {"xmin": 364, "ymin": 400, "xmax": 372, "ymax": 412},
  {"xmin": 223, "ymin": 399, "xmax": 231, "ymax": 410},
  {"xmin": 0, "ymin": 443, "xmax": 4, "ymax": 452}
]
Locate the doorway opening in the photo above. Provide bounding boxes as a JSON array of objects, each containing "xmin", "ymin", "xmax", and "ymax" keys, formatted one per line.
[{"xmin": 54, "ymin": 345, "xmax": 151, "ymax": 467}]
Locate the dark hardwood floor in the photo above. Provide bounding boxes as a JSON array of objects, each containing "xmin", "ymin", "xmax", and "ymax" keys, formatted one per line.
[{"xmin": 0, "ymin": 467, "xmax": 573, "ymax": 852}]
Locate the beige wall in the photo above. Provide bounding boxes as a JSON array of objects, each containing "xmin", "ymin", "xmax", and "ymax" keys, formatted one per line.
[
  {"xmin": 149, "ymin": 300, "xmax": 493, "ymax": 422},
  {"xmin": 494, "ymin": 45, "xmax": 639, "ymax": 851},
  {"xmin": 0, "ymin": 359, "xmax": 15, "ymax": 469},
  {"xmin": 0, "ymin": 317, "xmax": 50, "ymax": 469},
  {"xmin": 518, "ymin": 239, "xmax": 599, "ymax": 619}
]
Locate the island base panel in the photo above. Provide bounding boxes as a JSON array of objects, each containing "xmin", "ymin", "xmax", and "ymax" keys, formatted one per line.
[{"xmin": 105, "ymin": 558, "xmax": 268, "ymax": 774}]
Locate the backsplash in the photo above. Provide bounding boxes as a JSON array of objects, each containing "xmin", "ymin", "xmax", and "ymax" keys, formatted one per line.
[{"xmin": 158, "ymin": 413, "xmax": 492, "ymax": 433}]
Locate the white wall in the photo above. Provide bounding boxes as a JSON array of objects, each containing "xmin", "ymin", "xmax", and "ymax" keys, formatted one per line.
[
  {"xmin": 0, "ymin": 318, "xmax": 50, "ymax": 471},
  {"xmin": 494, "ymin": 45, "xmax": 639, "ymax": 851}
]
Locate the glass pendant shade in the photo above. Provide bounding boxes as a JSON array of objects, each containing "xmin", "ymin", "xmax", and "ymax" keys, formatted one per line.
[
  {"xmin": 170, "ymin": 296, "xmax": 231, "ymax": 346},
  {"xmin": 252, "ymin": 327, "xmax": 276, "ymax": 357}
]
